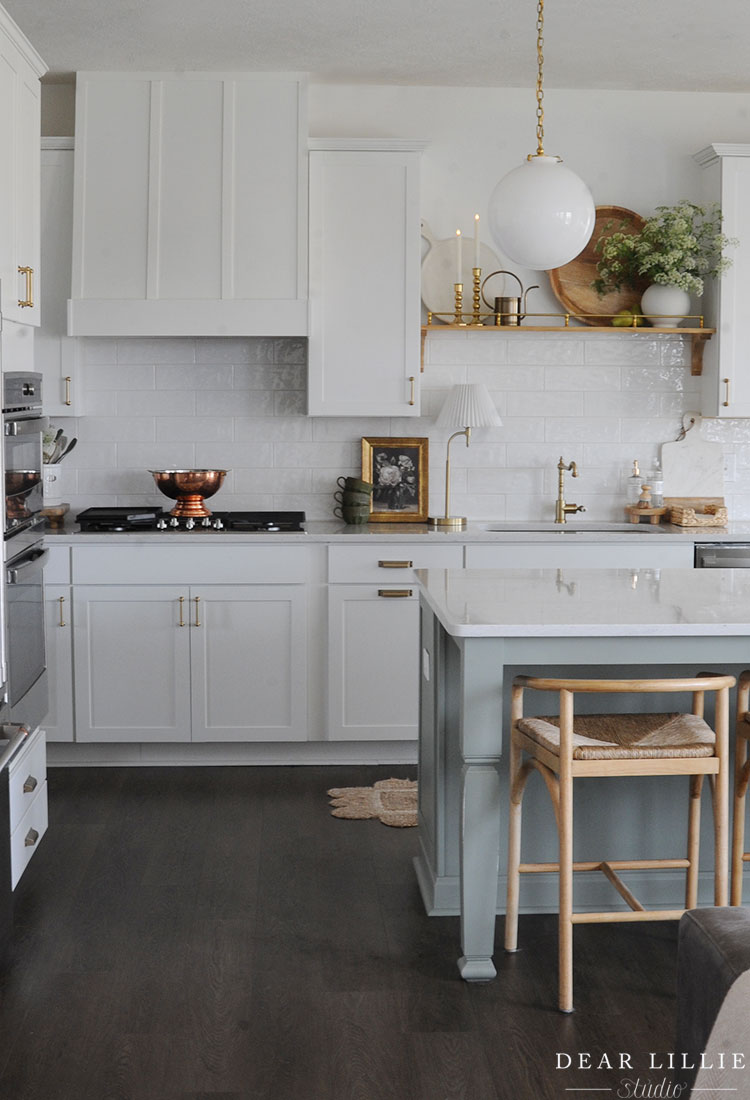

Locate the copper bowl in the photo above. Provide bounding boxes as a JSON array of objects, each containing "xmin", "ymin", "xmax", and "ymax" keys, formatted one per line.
[
  {"xmin": 5, "ymin": 470, "xmax": 41, "ymax": 519},
  {"xmin": 149, "ymin": 469, "xmax": 229, "ymax": 518}
]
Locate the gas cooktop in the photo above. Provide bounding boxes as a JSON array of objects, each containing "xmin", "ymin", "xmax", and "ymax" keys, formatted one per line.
[{"xmin": 75, "ymin": 507, "xmax": 306, "ymax": 533}]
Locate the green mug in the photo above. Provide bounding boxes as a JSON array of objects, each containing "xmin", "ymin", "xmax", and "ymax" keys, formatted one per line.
[{"xmin": 337, "ymin": 476, "xmax": 373, "ymax": 495}]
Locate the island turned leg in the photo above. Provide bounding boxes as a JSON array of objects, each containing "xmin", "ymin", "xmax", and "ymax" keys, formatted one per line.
[{"xmin": 456, "ymin": 638, "xmax": 504, "ymax": 981}]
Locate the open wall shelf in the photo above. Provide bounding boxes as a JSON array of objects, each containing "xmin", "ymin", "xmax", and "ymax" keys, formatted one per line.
[{"xmin": 420, "ymin": 324, "xmax": 715, "ymax": 375}]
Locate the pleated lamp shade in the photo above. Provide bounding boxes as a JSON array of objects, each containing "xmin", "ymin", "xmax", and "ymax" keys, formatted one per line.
[{"xmin": 435, "ymin": 383, "xmax": 503, "ymax": 429}]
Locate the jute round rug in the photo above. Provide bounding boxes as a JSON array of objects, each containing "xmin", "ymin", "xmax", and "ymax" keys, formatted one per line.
[{"xmin": 327, "ymin": 777, "xmax": 417, "ymax": 827}]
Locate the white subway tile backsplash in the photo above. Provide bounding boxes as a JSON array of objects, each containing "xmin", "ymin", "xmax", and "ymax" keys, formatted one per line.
[
  {"xmin": 117, "ymin": 390, "xmax": 196, "ymax": 417},
  {"xmin": 117, "ymin": 337, "xmax": 196, "ymax": 364},
  {"xmin": 56, "ymin": 332, "xmax": 750, "ymax": 522}
]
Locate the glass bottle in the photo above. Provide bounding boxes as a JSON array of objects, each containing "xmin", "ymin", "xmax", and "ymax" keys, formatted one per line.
[
  {"xmin": 625, "ymin": 460, "xmax": 642, "ymax": 505},
  {"xmin": 647, "ymin": 463, "xmax": 664, "ymax": 507}
]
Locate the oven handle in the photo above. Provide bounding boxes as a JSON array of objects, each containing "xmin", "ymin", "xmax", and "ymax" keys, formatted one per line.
[
  {"xmin": 0, "ymin": 725, "xmax": 29, "ymax": 773},
  {"xmin": 4, "ymin": 417, "xmax": 48, "ymax": 437},
  {"xmin": 7, "ymin": 547, "xmax": 49, "ymax": 584}
]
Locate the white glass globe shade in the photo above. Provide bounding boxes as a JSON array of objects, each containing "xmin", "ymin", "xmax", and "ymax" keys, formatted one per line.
[{"xmin": 487, "ymin": 154, "xmax": 596, "ymax": 270}]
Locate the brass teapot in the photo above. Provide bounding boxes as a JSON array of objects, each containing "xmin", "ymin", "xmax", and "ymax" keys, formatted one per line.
[{"xmin": 481, "ymin": 270, "xmax": 539, "ymax": 326}]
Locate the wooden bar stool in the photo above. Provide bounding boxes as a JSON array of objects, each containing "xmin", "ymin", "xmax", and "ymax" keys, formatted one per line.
[
  {"xmin": 731, "ymin": 669, "xmax": 750, "ymax": 905},
  {"xmin": 506, "ymin": 673, "xmax": 734, "ymax": 1013}
]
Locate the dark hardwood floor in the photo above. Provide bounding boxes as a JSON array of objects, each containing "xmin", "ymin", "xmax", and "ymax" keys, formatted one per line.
[{"xmin": 0, "ymin": 765, "xmax": 680, "ymax": 1100}]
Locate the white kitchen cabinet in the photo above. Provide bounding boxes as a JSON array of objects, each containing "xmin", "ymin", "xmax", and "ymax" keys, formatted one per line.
[
  {"xmin": 69, "ymin": 72, "xmax": 308, "ymax": 337},
  {"xmin": 9, "ymin": 727, "xmax": 47, "ymax": 888},
  {"xmin": 327, "ymin": 543, "xmax": 463, "ymax": 740},
  {"xmin": 73, "ymin": 585, "xmax": 192, "ymax": 743},
  {"xmin": 44, "ymin": 583, "xmax": 74, "ymax": 742},
  {"xmin": 465, "ymin": 540, "xmax": 694, "ymax": 569},
  {"xmin": 695, "ymin": 144, "xmax": 750, "ymax": 417},
  {"xmin": 38, "ymin": 139, "xmax": 83, "ymax": 416},
  {"xmin": 0, "ymin": 6, "xmax": 46, "ymax": 328},
  {"xmin": 68, "ymin": 544, "xmax": 315, "ymax": 743},
  {"xmin": 308, "ymin": 140, "xmax": 424, "ymax": 416}
]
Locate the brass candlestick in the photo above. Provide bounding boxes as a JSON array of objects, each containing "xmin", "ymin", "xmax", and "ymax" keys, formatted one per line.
[
  {"xmin": 470, "ymin": 267, "xmax": 483, "ymax": 325},
  {"xmin": 453, "ymin": 283, "xmax": 466, "ymax": 326}
]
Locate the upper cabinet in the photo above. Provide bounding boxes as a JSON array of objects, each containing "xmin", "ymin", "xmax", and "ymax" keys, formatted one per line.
[
  {"xmin": 307, "ymin": 139, "xmax": 424, "ymax": 416},
  {"xmin": 695, "ymin": 143, "xmax": 750, "ymax": 417},
  {"xmin": 68, "ymin": 72, "xmax": 308, "ymax": 337},
  {"xmin": 0, "ymin": 5, "xmax": 46, "ymax": 327}
]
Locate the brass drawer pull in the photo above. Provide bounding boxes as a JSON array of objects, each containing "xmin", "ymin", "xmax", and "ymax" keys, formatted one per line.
[
  {"xmin": 65, "ymin": 376, "xmax": 72, "ymax": 406},
  {"xmin": 723, "ymin": 377, "xmax": 730, "ymax": 407},
  {"xmin": 25, "ymin": 828, "xmax": 40, "ymax": 848},
  {"xmin": 378, "ymin": 589, "xmax": 413, "ymax": 598},
  {"xmin": 58, "ymin": 596, "xmax": 66, "ymax": 627},
  {"xmin": 18, "ymin": 265, "xmax": 34, "ymax": 308},
  {"xmin": 23, "ymin": 775, "xmax": 38, "ymax": 794},
  {"xmin": 408, "ymin": 376, "xmax": 416, "ymax": 406},
  {"xmin": 178, "ymin": 595, "xmax": 185, "ymax": 627},
  {"xmin": 194, "ymin": 596, "xmax": 201, "ymax": 627},
  {"xmin": 378, "ymin": 560, "xmax": 413, "ymax": 569}
]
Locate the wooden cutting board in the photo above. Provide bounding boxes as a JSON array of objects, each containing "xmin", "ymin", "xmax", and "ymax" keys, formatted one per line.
[{"xmin": 661, "ymin": 415, "xmax": 725, "ymax": 498}]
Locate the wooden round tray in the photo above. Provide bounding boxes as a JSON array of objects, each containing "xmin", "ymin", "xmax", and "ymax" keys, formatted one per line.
[{"xmin": 548, "ymin": 205, "xmax": 648, "ymax": 325}]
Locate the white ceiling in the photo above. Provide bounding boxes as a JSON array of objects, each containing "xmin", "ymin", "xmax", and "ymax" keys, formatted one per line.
[{"xmin": 6, "ymin": 0, "xmax": 750, "ymax": 93}]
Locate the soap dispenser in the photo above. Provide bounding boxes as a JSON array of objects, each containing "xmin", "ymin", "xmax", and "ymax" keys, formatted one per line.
[{"xmin": 625, "ymin": 460, "xmax": 642, "ymax": 505}]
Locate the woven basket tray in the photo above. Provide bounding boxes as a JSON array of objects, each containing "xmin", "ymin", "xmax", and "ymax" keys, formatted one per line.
[{"xmin": 669, "ymin": 503, "xmax": 728, "ymax": 527}]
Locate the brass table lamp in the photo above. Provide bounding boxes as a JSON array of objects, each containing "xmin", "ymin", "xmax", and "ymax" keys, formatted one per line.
[{"xmin": 428, "ymin": 383, "xmax": 502, "ymax": 529}]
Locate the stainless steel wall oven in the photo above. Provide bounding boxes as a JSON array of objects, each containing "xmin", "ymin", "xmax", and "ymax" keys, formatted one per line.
[{"xmin": 2, "ymin": 372, "xmax": 48, "ymax": 731}]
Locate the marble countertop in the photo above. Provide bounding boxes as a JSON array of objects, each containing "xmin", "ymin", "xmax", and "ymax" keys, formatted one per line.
[
  {"xmin": 43, "ymin": 517, "xmax": 750, "ymax": 545},
  {"xmin": 416, "ymin": 566, "xmax": 750, "ymax": 637}
]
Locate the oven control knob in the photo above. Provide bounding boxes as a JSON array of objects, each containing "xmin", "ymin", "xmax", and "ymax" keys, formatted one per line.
[
  {"xmin": 185, "ymin": 518, "xmax": 195, "ymax": 530},
  {"xmin": 156, "ymin": 519, "xmax": 167, "ymax": 530},
  {"xmin": 213, "ymin": 518, "xmax": 224, "ymax": 530},
  {"xmin": 169, "ymin": 517, "xmax": 180, "ymax": 528},
  {"xmin": 201, "ymin": 516, "xmax": 212, "ymax": 527}
]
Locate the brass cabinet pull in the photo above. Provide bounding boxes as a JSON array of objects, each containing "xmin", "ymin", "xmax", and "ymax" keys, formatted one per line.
[
  {"xmin": 17, "ymin": 266, "xmax": 34, "ymax": 308},
  {"xmin": 378, "ymin": 560, "xmax": 413, "ymax": 569},
  {"xmin": 64, "ymin": 376, "xmax": 72, "ymax": 406},
  {"xmin": 193, "ymin": 596, "xmax": 201, "ymax": 627},
  {"xmin": 58, "ymin": 595, "xmax": 66, "ymax": 627},
  {"xmin": 23, "ymin": 775, "xmax": 38, "ymax": 794},
  {"xmin": 723, "ymin": 377, "xmax": 730, "ymax": 407},
  {"xmin": 178, "ymin": 595, "xmax": 185, "ymax": 627},
  {"xmin": 378, "ymin": 589, "xmax": 413, "ymax": 598},
  {"xmin": 408, "ymin": 376, "xmax": 416, "ymax": 406},
  {"xmin": 24, "ymin": 828, "xmax": 40, "ymax": 848}
]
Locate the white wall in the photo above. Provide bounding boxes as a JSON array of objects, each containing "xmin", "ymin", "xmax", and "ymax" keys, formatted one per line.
[{"xmin": 42, "ymin": 83, "xmax": 750, "ymax": 521}]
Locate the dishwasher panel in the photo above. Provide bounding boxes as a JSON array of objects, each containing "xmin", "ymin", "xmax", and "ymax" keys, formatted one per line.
[{"xmin": 695, "ymin": 543, "xmax": 750, "ymax": 568}]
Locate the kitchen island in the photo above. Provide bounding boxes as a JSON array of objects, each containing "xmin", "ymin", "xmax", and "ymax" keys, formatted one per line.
[{"xmin": 414, "ymin": 566, "xmax": 750, "ymax": 982}]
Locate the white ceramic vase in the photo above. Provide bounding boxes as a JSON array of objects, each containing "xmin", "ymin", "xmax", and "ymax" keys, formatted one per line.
[{"xmin": 640, "ymin": 283, "xmax": 691, "ymax": 328}]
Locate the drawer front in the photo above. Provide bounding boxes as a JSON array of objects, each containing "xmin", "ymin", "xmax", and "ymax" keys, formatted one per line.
[
  {"xmin": 465, "ymin": 542, "xmax": 695, "ymax": 570},
  {"xmin": 9, "ymin": 730, "xmax": 47, "ymax": 831},
  {"xmin": 45, "ymin": 545, "xmax": 72, "ymax": 584},
  {"xmin": 11, "ymin": 780, "xmax": 48, "ymax": 889},
  {"xmin": 328, "ymin": 544, "xmax": 463, "ymax": 584},
  {"xmin": 72, "ymin": 544, "xmax": 318, "ymax": 584}
]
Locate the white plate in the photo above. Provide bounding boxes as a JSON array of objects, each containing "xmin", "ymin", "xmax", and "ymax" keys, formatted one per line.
[{"xmin": 421, "ymin": 220, "xmax": 503, "ymax": 322}]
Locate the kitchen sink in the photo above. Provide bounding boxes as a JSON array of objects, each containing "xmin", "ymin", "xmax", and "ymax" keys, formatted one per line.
[{"xmin": 482, "ymin": 521, "xmax": 663, "ymax": 533}]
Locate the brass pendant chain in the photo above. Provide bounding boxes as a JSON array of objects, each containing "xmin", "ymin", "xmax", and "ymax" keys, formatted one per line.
[{"xmin": 535, "ymin": 0, "xmax": 545, "ymax": 156}]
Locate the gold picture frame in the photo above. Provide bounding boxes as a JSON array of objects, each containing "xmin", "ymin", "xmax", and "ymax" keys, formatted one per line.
[{"xmin": 361, "ymin": 437, "xmax": 429, "ymax": 523}]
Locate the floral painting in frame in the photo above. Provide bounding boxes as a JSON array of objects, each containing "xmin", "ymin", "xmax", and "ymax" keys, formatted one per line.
[{"xmin": 361, "ymin": 437, "xmax": 429, "ymax": 522}]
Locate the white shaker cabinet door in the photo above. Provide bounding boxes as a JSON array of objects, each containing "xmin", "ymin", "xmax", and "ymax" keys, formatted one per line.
[
  {"xmin": 39, "ymin": 141, "xmax": 83, "ymax": 416},
  {"xmin": 327, "ymin": 585, "xmax": 420, "ymax": 741},
  {"xmin": 0, "ymin": 9, "xmax": 45, "ymax": 326},
  {"xmin": 190, "ymin": 585, "xmax": 307, "ymax": 742},
  {"xmin": 44, "ymin": 584, "xmax": 74, "ymax": 742},
  {"xmin": 308, "ymin": 141, "xmax": 424, "ymax": 416},
  {"xmin": 73, "ymin": 586, "xmax": 192, "ymax": 743},
  {"xmin": 695, "ymin": 144, "xmax": 750, "ymax": 417}
]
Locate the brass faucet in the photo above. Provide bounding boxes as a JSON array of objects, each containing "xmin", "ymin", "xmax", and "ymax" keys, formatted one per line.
[{"xmin": 555, "ymin": 457, "xmax": 586, "ymax": 524}]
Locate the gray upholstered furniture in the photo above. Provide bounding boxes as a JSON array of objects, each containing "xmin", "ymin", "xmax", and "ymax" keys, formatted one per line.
[{"xmin": 676, "ymin": 907, "xmax": 750, "ymax": 1095}]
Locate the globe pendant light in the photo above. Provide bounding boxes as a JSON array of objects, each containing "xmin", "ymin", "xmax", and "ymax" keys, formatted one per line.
[{"xmin": 487, "ymin": 0, "xmax": 595, "ymax": 271}]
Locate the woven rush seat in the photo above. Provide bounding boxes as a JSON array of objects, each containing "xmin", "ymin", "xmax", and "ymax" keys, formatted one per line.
[{"xmin": 517, "ymin": 711, "xmax": 716, "ymax": 760}]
